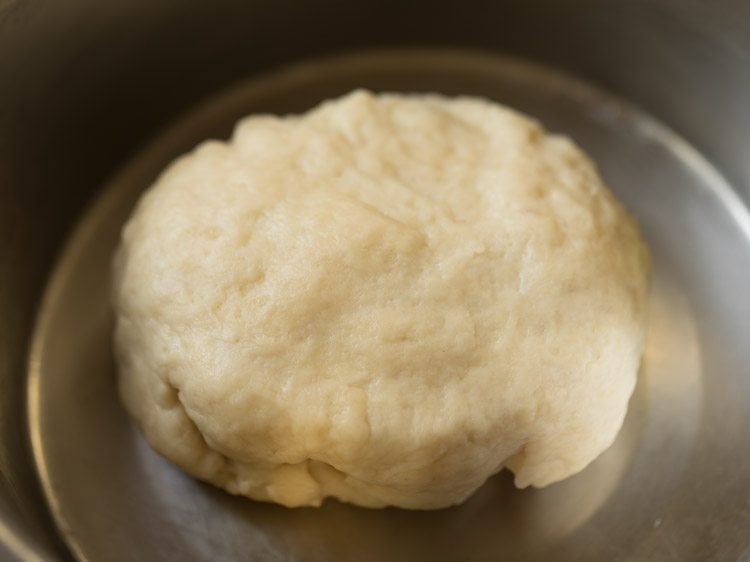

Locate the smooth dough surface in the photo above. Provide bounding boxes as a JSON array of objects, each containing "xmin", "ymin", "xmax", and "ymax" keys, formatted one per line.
[{"xmin": 114, "ymin": 90, "xmax": 650, "ymax": 509}]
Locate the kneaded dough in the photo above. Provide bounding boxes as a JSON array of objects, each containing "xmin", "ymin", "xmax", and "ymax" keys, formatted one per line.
[{"xmin": 113, "ymin": 90, "xmax": 650, "ymax": 509}]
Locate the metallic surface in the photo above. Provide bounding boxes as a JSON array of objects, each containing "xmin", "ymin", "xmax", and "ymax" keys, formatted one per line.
[
  {"xmin": 27, "ymin": 50, "xmax": 750, "ymax": 561},
  {"xmin": 0, "ymin": 1, "xmax": 749, "ymax": 560}
]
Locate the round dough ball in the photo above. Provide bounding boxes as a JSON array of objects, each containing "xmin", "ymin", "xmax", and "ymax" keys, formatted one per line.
[{"xmin": 113, "ymin": 90, "xmax": 649, "ymax": 509}]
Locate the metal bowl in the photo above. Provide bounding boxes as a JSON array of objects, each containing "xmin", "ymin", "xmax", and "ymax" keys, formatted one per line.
[{"xmin": 2, "ymin": 3, "xmax": 749, "ymax": 561}]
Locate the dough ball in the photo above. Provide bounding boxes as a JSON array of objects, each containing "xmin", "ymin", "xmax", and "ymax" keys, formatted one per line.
[{"xmin": 113, "ymin": 90, "xmax": 649, "ymax": 509}]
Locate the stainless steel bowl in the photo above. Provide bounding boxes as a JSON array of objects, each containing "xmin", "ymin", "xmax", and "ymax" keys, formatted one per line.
[{"xmin": 2, "ymin": 2, "xmax": 749, "ymax": 561}]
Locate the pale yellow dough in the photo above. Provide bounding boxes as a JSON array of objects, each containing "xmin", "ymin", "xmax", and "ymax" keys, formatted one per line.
[{"xmin": 113, "ymin": 90, "xmax": 649, "ymax": 509}]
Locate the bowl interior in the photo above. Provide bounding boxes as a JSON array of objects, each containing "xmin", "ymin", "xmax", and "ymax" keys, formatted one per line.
[{"xmin": 27, "ymin": 50, "xmax": 750, "ymax": 561}]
